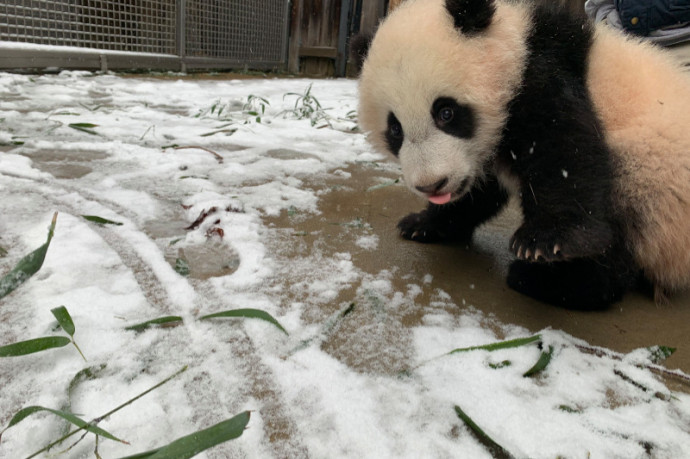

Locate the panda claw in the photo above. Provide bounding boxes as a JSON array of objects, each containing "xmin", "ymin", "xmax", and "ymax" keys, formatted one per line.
[
  {"xmin": 534, "ymin": 248, "xmax": 544, "ymax": 261},
  {"xmin": 411, "ymin": 231, "xmax": 420, "ymax": 240},
  {"xmin": 517, "ymin": 246, "xmax": 524, "ymax": 259},
  {"xmin": 553, "ymin": 244, "xmax": 562, "ymax": 256},
  {"xmin": 525, "ymin": 248, "xmax": 532, "ymax": 260}
]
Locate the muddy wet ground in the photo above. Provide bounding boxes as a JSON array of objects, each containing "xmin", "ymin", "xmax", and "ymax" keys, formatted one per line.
[{"xmin": 265, "ymin": 161, "xmax": 690, "ymax": 379}]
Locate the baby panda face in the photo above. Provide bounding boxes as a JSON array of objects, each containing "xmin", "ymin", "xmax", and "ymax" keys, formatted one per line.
[
  {"xmin": 383, "ymin": 92, "xmax": 479, "ymax": 204},
  {"xmin": 357, "ymin": 0, "xmax": 531, "ymax": 203}
]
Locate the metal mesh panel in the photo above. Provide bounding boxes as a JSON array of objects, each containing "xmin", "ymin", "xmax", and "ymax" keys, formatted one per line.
[
  {"xmin": 0, "ymin": 0, "xmax": 177, "ymax": 54},
  {"xmin": 185, "ymin": 0, "xmax": 287, "ymax": 63},
  {"xmin": 0, "ymin": 0, "xmax": 289, "ymax": 69}
]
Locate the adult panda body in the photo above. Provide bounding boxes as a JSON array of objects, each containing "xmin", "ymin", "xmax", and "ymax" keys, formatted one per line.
[{"xmin": 355, "ymin": 0, "xmax": 690, "ymax": 309}]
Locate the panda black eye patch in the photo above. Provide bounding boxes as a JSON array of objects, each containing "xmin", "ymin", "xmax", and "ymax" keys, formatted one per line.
[
  {"xmin": 432, "ymin": 97, "xmax": 475, "ymax": 138},
  {"xmin": 385, "ymin": 112, "xmax": 404, "ymax": 156}
]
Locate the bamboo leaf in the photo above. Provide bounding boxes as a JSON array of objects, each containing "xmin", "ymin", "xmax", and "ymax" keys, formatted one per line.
[
  {"xmin": 0, "ymin": 336, "xmax": 70, "ymax": 357},
  {"xmin": 200, "ymin": 128, "xmax": 237, "ymax": 137},
  {"xmin": 26, "ymin": 367, "xmax": 187, "ymax": 459},
  {"xmin": 68, "ymin": 123, "xmax": 99, "ymax": 135},
  {"xmin": 117, "ymin": 411, "xmax": 250, "ymax": 459},
  {"xmin": 51, "ymin": 305, "xmax": 76, "ymax": 337},
  {"xmin": 523, "ymin": 345, "xmax": 554, "ymax": 377},
  {"xmin": 0, "ymin": 212, "xmax": 57, "ymax": 300},
  {"xmin": 0, "ymin": 406, "xmax": 126, "ymax": 444},
  {"xmin": 454, "ymin": 405, "xmax": 513, "ymax": 459},
  {"xmin": 558, "ymin": 405, "xmax": 581, "ymax": 413},
  {"xmin": 366, "ymin": 179, "xmax": 400, "ymax": 192},
  {"xmin": 647, "ymin": 345, "xmax": 676, "ymax": 364},
  {"xmin": 68, "ymin": 364, "xmax": 108, "ymax": 407},
  {"xmin": 449, "ymin": 335, "xmax": 541, "ymax": 355},
  {"xmin": 175, "ymin": 258, "xmax": 190, "ymax": 276},
  {"xmin": 488, "ymin": 360, "xmax": 512, "ymax": 370},
  {"xmin": 287, "ymin": 302, "xmax": 355, "ymax": 355},
  {"xmin": 125, "ymin": 316, "xmax": 184, "ymax": 332},
  {"xmin": 82, "ymin": 215, "xmax": 124, "ymax": 226},
  {"xmin": 199, "ymin": 308, "xmax": 288, "ymax": 335}
]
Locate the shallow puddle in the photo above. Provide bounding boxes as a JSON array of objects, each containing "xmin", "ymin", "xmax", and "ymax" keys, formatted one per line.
[
  {"xmin": 166, "ymin": 241, "xmax": 240, "ymax": 280},
  {"xmin": 18, "ymin": 148, "xmax": 109, "ymax": 179}
]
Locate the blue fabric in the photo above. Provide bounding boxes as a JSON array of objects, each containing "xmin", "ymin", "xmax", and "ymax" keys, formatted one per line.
[{"xmin": 615, "ymin": 0, "xmax": 690, "ymax": 35}]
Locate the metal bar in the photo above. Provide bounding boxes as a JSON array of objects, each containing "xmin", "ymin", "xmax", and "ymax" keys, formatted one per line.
[
  {"xmin": 281, "ymin": 0, "xmax": 290, "ymax": 69},
  {"xmin": 336, "ymin": 0, "xmax": 352, "ymax": 77},
  {"xmin": 176, "ymin": 0, "xmax": 186, "ymax": 72}
]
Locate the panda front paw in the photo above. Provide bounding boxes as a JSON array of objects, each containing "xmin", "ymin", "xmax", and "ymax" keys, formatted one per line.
[
  {"xmin": 397, "ymin": 211, "xmax": 448, "ymax": 243},
  {"xmin": 510, "ymin": 224, "xmax": 569, "ymax": 262},
  {"xmin": 510, "ymin": 221, "xmax": 612, "ymax": 262}
]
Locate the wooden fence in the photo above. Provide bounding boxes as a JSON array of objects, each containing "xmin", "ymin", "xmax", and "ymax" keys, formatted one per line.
[{"xmin": 289, "ymin": 0, "xmax": 587, "ymax": 77}]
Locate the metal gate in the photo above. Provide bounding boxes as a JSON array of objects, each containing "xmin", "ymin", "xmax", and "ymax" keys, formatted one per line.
[{"xmin": 0, "ymin": 0, "xmax": 290, "ymax": 71}]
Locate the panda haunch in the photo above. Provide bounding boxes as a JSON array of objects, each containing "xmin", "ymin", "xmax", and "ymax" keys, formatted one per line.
[{"xmin": 354, "ymin": 0, "xmax": 690, "ymax": 309}]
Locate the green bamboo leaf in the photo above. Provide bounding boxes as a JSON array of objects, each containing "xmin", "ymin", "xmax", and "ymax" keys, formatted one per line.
[
  {"xmin": 0, "ymin": 212, "xmax": 57, "ymax": 300},
  {"xmin": 0, "ymin": 336, "xmax": 70, "ymax": 357},
  {"xmin": 199, "ymin": 308, "xmax": 288, "ymax": 335},
  {"xmin": 125, "ymin": 316, "xmax": 184, "ymax": 332},
  {"xmin": 175, "ymin": 258, "xmax": 190, "ymax": 276},
  {"xmin": 82, "ymin": 215, "xmax": 124, "ymax": 226},
  {"xmin": 647, "ymin": 345, "xmax": 676, "ymax": 364},
  {"xmin": 558, "ymin": 405, "xmax": 581, "ymax": 413},
  {"xmin": 488, "ymin": 360, "xmax": 512, "ymax": 370},
  {"xmin": 523, "ymin": 345, "xmax": 554, "ymax": 377},
  {"xmin": 454, "ymin": 405, "xmax": 513, "ymax": 459},
  {"xmin": 51, "ymin": 305, "xmax": 75, "ymax": 337},
  {"xmin": 0, "ymin": 406, "xmax": 126, "ymax": 443},
  {"xmin": 68, "ymin": 123, "xmax": 99, "ymax": 135},
  {"xmin": 449, "ymin": 335, "xmax": 541, "ymax": 355},
  {"xmin": 117, "ymin": 411, "xmax": 250, "ymax": 459}
]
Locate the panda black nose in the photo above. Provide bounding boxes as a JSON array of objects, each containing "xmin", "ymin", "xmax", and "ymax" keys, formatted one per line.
[{"xmin": 415, "ymin": 177, "xmax": 448, "ymax": 194}]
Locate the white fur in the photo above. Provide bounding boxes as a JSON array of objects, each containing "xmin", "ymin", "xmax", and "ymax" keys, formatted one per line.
[{"xmin": 588, "ymin": 25, "xmax": 690, "ymax": 294}]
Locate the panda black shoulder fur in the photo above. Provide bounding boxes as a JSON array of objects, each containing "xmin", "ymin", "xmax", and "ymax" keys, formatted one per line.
[{"xmin": 354, "ymin": 0, "xmax": 690, "ymax": 309}]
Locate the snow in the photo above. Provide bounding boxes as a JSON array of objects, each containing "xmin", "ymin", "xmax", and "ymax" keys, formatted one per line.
[
  {"xmin": 0, "ymin": 71, "xmax": 689, "ymax": 458},
  {"xmin": 0, "ymin": 40, "xmax": 176, "ymax": 59}
]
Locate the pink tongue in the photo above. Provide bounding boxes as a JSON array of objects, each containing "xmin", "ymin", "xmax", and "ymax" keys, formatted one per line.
[{"xmin": 428, "ymin": 193, "xmax": 452, "ymax": 205}]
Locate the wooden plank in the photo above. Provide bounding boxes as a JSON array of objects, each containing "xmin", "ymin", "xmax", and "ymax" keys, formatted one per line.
[
  {"xmin": 288, "ymin": 0, "xmax": 303, "ymax": 73},
  {"xmin": 359, "ymin": 0, "xmax": 385, "ymax": 34},
  {"xmin": 299, "ymin": 46, "xmax": 338, "ymax": 58}
]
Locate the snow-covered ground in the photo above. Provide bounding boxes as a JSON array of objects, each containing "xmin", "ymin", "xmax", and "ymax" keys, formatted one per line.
[{"xmin": 0, "ymin": 72, "xmax": 689, "ymax": 458}]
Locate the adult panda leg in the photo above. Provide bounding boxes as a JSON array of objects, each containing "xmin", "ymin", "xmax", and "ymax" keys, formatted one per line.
[
  {"xmin": 506, "ymin": 241, "xmax": 637, "ymax": 309},
  {"xmin": 398, "ymin": 175, "xmax": 508, "ymax": 243}
]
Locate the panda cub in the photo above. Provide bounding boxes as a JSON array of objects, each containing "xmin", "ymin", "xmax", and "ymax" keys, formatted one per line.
[{"xmin": 354, "ymin": 0, "xmax": 690, "ymax": 309}]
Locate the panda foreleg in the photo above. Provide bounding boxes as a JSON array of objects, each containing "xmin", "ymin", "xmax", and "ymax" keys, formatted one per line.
[
  {"xmin": 506, "ymin": 136, "xmax": 616, "ymax": 263},
  {"xmin": 398, "ymin": 175, "xmax": 508, "ymax": 243}
]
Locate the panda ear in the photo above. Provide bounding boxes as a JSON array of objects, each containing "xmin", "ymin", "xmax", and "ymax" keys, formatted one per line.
[
  {"xmin": 349, "ymin": 34, "xmax": 372, "ymax": 75},
  {"xmin": 445, "ymin": 0, "xmax": 496, "ymax": 35}
]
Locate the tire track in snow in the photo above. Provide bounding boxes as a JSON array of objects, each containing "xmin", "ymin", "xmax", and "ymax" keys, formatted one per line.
[
  {"xmin": 3, "ymin": 171, "xmax": 309, "ymax": 456},
  {"xmin": 196, "ymin": 283, "xmax": 310, "ymax": 458}
]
